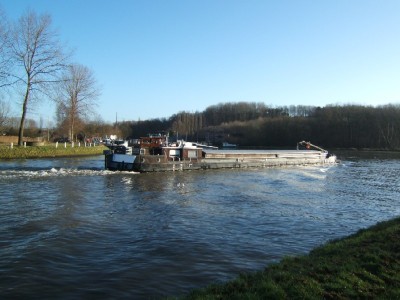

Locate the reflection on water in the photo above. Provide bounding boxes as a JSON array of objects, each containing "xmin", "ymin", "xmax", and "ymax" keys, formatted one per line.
[{"xmin": 0, "ymin": 155, "xmax": 399, "ymax": 298}]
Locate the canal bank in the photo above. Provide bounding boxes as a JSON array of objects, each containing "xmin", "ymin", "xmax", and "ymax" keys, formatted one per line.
[
  {"xmin": 0, "ymin": 144, "xmax": 106, "ymax": 159},
  {"xmin": 184, "ymin": 216, "xmax": 400, "ymax": 299}
]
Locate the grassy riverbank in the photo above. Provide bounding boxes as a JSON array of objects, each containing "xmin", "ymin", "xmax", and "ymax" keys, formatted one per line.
[
  {"xmin": 0, "ymin": 144, "xmax": 107, "ymax": 159},
  {"xmin": 183, "ymin": 217, "xmax": 400, "ymax": 299}
]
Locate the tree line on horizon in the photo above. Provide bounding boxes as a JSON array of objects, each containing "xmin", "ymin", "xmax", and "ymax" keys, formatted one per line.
[{"xmin": 117, "ymin": 102, "xmax": 400, "ymax": 150}]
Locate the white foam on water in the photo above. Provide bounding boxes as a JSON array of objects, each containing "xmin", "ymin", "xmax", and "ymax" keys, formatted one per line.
[{"xmin": 0, "ymin": 168, "xmax": 139, "ymax": 179}]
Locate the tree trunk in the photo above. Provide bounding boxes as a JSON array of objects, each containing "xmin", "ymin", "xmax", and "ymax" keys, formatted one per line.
[
  {"xmin": 18, "ymin": 85, "xmax": 30, "ymax": 146},
  {"xmin": 70, "ymin": 112, "xmax": 75, "ymax": 142}
]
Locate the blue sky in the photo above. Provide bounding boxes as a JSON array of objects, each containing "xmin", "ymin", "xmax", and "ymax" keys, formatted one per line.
[{"xmin": 1, "ymin": 0, "xmax": 400, "ymax": 123}]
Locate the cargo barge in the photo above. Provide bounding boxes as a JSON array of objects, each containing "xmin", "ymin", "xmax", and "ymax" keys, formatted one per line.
[{"xmin": 103, "ymin": 135, "xmax": 336, "ymax": 172}]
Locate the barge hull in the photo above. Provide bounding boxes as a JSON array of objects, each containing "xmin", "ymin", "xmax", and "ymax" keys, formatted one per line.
[
  {"xmin": 131, "ymin": 150, "xmax": 335, "ymax": 172},
  {"xmin": 104, "ymin": 152, "xmax": 137, "ymax": 171},
  {"xmin": 134, "ymin": 159, "xmax": 331, "ymax": 172}
]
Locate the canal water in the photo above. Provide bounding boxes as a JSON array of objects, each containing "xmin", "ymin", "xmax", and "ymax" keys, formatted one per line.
[{"xmin": 1, "ymin": 153, "xmax": 399, "ymax": 298}]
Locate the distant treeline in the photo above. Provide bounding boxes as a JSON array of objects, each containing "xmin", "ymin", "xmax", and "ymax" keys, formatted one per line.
[{"xmin": 117, "ymin": 102, "xmax": 400, "ymax": 150}]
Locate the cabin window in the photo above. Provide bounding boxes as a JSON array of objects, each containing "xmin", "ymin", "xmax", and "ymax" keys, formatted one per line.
[
  {"xmin": 170, "ymin": 149, "xmax": 180, "ymax": 157},
  {"xmin": 188, "ymin": 150, "xmax": 198, "ymax": 158}
]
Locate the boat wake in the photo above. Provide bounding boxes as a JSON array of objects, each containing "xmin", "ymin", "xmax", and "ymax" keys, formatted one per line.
[{"xmin": 0, "ymin": 168, "xmax": 131, "ymax": 179}]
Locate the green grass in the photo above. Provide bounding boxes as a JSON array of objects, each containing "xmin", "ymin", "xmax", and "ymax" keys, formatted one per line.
[
  {"xmin": 0, "ymin": 144, "xmax": 107, "ymax": 159},
  {"xmin": 182, "ymin": 217, "xmax": 400, "ymax": 299}
]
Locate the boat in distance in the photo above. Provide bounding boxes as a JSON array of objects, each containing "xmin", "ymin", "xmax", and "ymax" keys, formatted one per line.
[{"xmin": 103, "ymin": 135, "xmax": 337, "ymax": 172}]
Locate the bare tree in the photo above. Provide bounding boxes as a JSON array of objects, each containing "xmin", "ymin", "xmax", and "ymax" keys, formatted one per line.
[
  {"xmin": 0, "ymin": 7, "xmax": 15, "ymax": 92},
  {"xmin": 9, "ymin": 10, "xmax": 69, "ymax": 145},
  {"xmin": 0, "ymin": 99, "xmax": 10, "ymax": 133},
  {"xmin": 0, "ymin": 9, "xmax": 12, "ymax": 135},
  {"xmin": 0, "ymin": 7, "xmax": 11, "ymax": 88},
  {"xmin": 57, "ymin": 64, "xmax": 100, "ymax": 142}
]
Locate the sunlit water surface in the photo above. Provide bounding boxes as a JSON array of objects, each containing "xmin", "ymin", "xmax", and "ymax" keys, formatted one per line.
[{"xmin": 1, "ymin": 154, "xmax": 399, "ymax": 298}]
